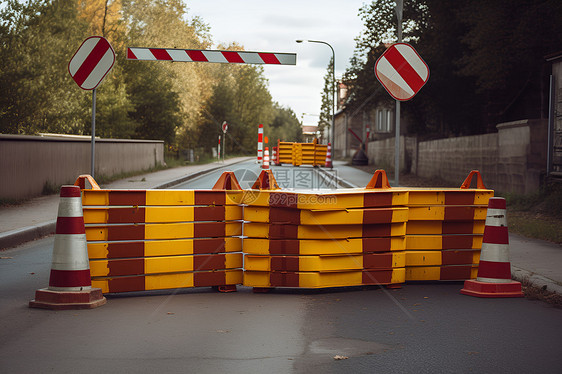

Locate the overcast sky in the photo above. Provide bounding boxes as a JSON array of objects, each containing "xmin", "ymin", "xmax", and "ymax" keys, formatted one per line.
[{"xmin": 186, "ymin": 0, "xmax": 368, "ymax": 127}]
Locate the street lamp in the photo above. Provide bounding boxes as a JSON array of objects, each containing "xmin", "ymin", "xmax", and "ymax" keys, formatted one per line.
[{"xmin": 296, "ymin": 39, "xmax": 336, "ymax": 150}]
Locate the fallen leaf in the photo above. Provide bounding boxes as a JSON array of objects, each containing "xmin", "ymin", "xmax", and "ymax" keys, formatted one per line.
[
  {"xmin": 1, "ymin": 256, "xmax": 13, "ymax": 259},
  {"xmin": 216, "ymin": 329, "xmax": 230, "ymax": 333},
  {"xmin": 333, "ymin": 355, "xmax": 348, "ymax": 360},
  {"xmin": 167, "ymin": 312, "xmax": 175, "ymax": 315}
]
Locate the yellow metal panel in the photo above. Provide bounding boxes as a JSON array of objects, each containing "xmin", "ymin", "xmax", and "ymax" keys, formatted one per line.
[
  {"xmin": 226, "ymin": 222, "xmax": 243, "ymax": 236},
  {"xmin": 83, "ymin": 208, "xmax": 109, "ymax": 224},
  {"xmin": 473, "ymin": 207, "xmax": 487, "ymax": 220},
  {"xmin": 225, "ymin": 253, "xmax": 243, "ymax": 268},
  {"xmin": 392, "ymin": 252, "xmax": 406, "ymax": 268},
  {"xmin": 297, "ymin": 193, "xmax": 363, "ymax": 210},
  {"xmin": 145, "ymin": 190, "xmax": 195, "ymax": 206},
  {"xmin": 407, "ymin": 190, "xmax": 445, "ymax": 205},
  {"xmin": 405, "ymin": 251, "xmax": 443, "ymax": 266},
  {"xmin": 391, "ymin": 267, "xmax": 406, "ymax": 284},
  {"xmin": 145, "ymin": 207, "xmax": 194, "ymax": 223},
  {"xmin": 89, "ymin": 260, "xmax": 110, "ymax": 277},
  {"xmin": 406, "ymin": 235, "xmax": 443, "ymax": 250},
  {"xmin": 408, "ymin": 206, "xmax": 445, "ymax": 220},
  {"xmin": 91, "ymin": 279, "xmax": 109, "ymax": 293},
  {"xmin": 406, "ymin": 266, "xmax": 441, "ymax": 281},
  {"xmin": 244, "ymin": 255, "xmax": 272, "ymax": 271},
  {"xmin": 300, "ymin": 207, "xmax": 409, "ymax": 225},
  {"xmin": 474, "ymin": 190, "xmax": 494, "ymax": 205},
  {"xmin": 243, "ymin": 222, "xmax": 270, "ymax": 238},
  {"xmin": 225, "ymin": 269, "xmax": 243, "ymax": 285},
  {"xmin": 86, "ymin": 226, "xmax": 109, "ymax": 241},
  {"xmin": 298, "ymin": 271, "xmax": 361, "ymax": 288},
  {"xmin": 145, "ymin": 256, "xmax": 193, "ymax": 274},
  {"xmin": 225, "ymin": 191, "xmax": 244, "ymax": 205},
  {"xmin": 225, "ymin": 206, "xmax": 243, "ymax": 221},
  {"xmin": 82, "ymin": 190, "xmax": 110, "ymax": 206},
  {"xmin": 145, "ymin": 223, "xmax": 194, "ymax": 239},
  {"xmin": 243, "ymin": 270, "xmax": 271, "ymax": 287},
  {"xmin": 145, "ymin": 239, "xmax": 193, "ymax": 256},
  {"xmin": 244, "ymin": 206, "xmax": 271, "ymax": 222},
  {"xmin": 145, "ymin": 272, "xmax": 194, "ymax": 290},
  {"xmin": 87, "ymin": 243, "xmax": 109, "ymax": 259}
]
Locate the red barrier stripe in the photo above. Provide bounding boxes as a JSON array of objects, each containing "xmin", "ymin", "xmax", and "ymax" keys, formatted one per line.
[
  {"xmin": 193, "ymin": 254, "xmax": 227, "ymax": 271},
  {"xmin": 107, "ymin": 225, "xmax": 144, "ymax": 241},
  {"xmin": 56, "ymin": 217, "xmax": 85, "ymax": 234},
  {"xmin": 487, "ymin": 198, "xmax": 506, "ymax": 210},
  {"xmin": 267, "ymin": 224, "xmax": 299, "ymax": 239},
  {"xmin": 194, "ymin": 271, "xmax": 226, "ymax": 287},
  {"xmin": 107, "ymin": 207, "xmax": 145, "ymax": 223},
  {"xmin": 194, "ymin": 191, "xmax": 226, "ymax": 206},
  {"xmin": 259, "ymin": 53, "xmax": 280, "ymax": 64},
  {"xmin": 108, "ymin": 191, "xmax": 146, "ymax": 206},
  {"xmin": 104, "ymin": 242, "xmax": 144, "ymax": 259},
  {"xmin": 194, "ymin": 222, "xmax": 226, "ymax": 238},
  {"xmin": 194, "ymin": 206, "xmax": 226, "ymax": 221},
  {"xmin": 49, "ymin": 269, "xmax": 91, "ymax": 288},
  {"xmin": 362, "ymin": 237, "xmax": 393, "ymax": 253},
  {"xmin": 222, "ymin": 51, "xmax": 245, "ymax": 63},
  {"xmin": 268, "ymin": 239, "xmax": 300, "ymax": 255},
  {"xmin": 106, "ymin": 276, "xmax": 145, "ymax": 293},
  {"xmin": 483, "ymin": 225, "xmax": 509, "ymax": 244},
  {"xmin": 444, "ymin": 206, "xmax": 475, "ymax": 221},
  {"xmin": 193, "ymin": 238, "xmax": 227, "ymax": 254},
  {"xmin": 440, "ymin": 266, "xmax": 474, "ymax": 280},
  {"xmin": 443, "ymin": 222, "xmax": 476, "ymax": 234},
  {"xmin": 362, "ymin": 270, "xmax": 393, "ymax": 285},
  {"xmin": 384, "ymin": 46, "xmax": 425, "ymax": 93},
  {"xmin": 442, "ymin": 235, "xmax": 475, "ymax": 249},
  {"xmin": 444, "ymin": 192, "xmax": 475, "ymax": 206},
  {"xmin": 60, "ymin": 186, "xmax": 81, "ymax": 198},
  {"xmin": 363, "ymin": 253, "xmax": 393, "ymax": 269},
  {"xmin": 186, "ymin": 50, "xmax": 208, "ymax": 62},
  {"xmin": 269, "ymin": 207, "xmax": 300, "ymax": 224},
  {"xmin": 442, "ymin": 251, "xmax": 476, "ymax": 265},
  {"xmin": 73, "ymin": 38, "xmax": 110, "ymax": 86},
  {"xmin": 270, "ymin": 271, "xmax": 299, "ymax": 287},
  {"xmin": 107, "ymin": 258, "xmax": 144, "ymax": 276},
  {"xmin": 477, "ymin": 260, "xmax": 511, "ymax": 279},
  {"xmin": 150, "ymin": 48, "xmax": 172, "ymax": 60},
  {"xmin": 362, "ymin": 224, "xmax": 392, "ymax": 238},
  {"xmin": 127, "ymin": 48, "xmax": 137, "ymax": 59},
  {"xmin": 363, "ymin": 192, "xmax": 394, "ymax": 208},
  {"xmin": 271, "ymin": 256, "xmax": 300, "ymax": 271},
  {"xmin": 363, "ymin": 208, "xmax": 393, "ymax": 224}
]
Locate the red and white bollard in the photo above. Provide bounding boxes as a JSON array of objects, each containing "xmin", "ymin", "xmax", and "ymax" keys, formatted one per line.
[
  {"xmin": 460, "ymin": 197, "xmax": 523, "ymax": 298},
  {"xmin": 257, "ymin": 124, "xmax": 263, "ymax": 165},
  {"xmin": 325, "ymin": 142, "xmax": 333, "ymax": 168},
  {"xmin": 272, "ymin": 146, "xmax": 278, "ymax": 166},
  {"xmin": 29, "ymin": 185, "xmax": 107, "ymax": 309},
  {"xmin": 262, "ymin": 147, "xmax": 270, "ymax": 169}
]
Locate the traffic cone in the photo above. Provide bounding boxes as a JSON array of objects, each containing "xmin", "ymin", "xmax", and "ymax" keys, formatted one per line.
[
  {"xmin": 460, "ymin": 197, "xmax": 523, "ymax": 298},
  {"xmin": 325, "ymin": 143, "xmax": 333, "ymax": 168},
  {"xmin": 262, "ymin": 147, "xmax": 270, "ymax": 169},
  {"xmin": 29, "ymin": 185, "xmax": 107, "ymax": 309},
  {"xmin": 272, "ymin": 147, "xmax": 278, "ymax": 166}
]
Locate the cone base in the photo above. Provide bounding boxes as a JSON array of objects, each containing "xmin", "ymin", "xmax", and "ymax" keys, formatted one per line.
[
  {"xmin": 460, "ymin": 279, "xmax": 523, "ymax": 298},
  {"xmin": 29, "ymin": 288, "xmax": 107, "ymax": 310}
]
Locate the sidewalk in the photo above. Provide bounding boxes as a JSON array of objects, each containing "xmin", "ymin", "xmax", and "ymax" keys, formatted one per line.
[{"xmin": 0, "ymin": 157, "xmax": 252, "ymax": 249}]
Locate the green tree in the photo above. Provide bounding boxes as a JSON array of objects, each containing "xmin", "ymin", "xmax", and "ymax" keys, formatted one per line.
[{"xmin": 266, "ymin": 103, "xmax": 303, "ymax": 144}]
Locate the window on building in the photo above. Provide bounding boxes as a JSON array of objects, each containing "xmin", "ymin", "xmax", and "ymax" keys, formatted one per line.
[{"xmin": 377, "ymin": 109, "xmax": 392, "ymax": 133}]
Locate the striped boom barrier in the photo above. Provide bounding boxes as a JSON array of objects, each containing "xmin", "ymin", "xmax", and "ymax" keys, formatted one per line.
[
  {"xmin": 30, "ymin": 186, "xmax": 106, "ymax": 309},
  {"xmin": 127, "ymin": 47, "xmax": 297, "ymax": 65}
]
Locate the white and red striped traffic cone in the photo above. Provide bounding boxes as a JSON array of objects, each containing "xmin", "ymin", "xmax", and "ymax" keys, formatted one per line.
[
  {"xmin": 262, "ymin": 147, "xmax": 270, "ymax": 169},
  {"xmin": 272, "ymin": 146, "xmax": 278, "ymax": 166},
  {"xmin": 325, "ymin": 142, "xmax": 333, "ymax": 168},
  {"xmin": 460, "ymin": 197, "xmax": 523, "ymax": 298},
  {"xmin": 30, "ymin": 185, "xmax": 106, "ymax": 309},
  {"xmin": 257, "ymin": 124, "xmax": 264, "ymax": 164}
]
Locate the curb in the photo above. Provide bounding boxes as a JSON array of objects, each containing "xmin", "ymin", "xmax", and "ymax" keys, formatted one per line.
[
  {"xmin": 1, "ymin": 157, "xmax": 252, "ymax": 250},
  {"xmin": 512, "ymin": 266, "xmax": 562, "ymax": 296}
]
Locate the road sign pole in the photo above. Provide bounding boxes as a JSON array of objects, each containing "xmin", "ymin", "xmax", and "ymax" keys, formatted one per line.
[
  {"xmin": 223, "ymin": 134, "xmax": 226, "ymax": 164},
  {"xmin": 91, "ymin": 88, "xmax": 96, "ymax": 178},
  {"xmin": 394, "ymin": 0, "xmax": 403, "ymax": 187}
]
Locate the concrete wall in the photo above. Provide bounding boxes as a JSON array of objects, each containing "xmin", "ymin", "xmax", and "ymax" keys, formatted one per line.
[
  {"xmin": 366, "ymin": 119, "xmax": 547, "ymax": 194},
  {"xmin": 1, "ymin": 135, "xmax": 165, "ymax": 200}
]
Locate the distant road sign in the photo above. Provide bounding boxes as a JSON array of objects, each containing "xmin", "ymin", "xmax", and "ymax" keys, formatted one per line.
[
  {"xmin": 222, "ymin": 121, "xmax": 228, "ymax": 133},
  {"xmin": 68, "ymin": 36, "xmax": 115, "ymax": 90},
  {"xmin": 375, "ymin": 43, "xmax": 429, "ymax": 101},
  {"xmin": 127, "ymin": 47, "xmax": 296, "ymax": 65}
]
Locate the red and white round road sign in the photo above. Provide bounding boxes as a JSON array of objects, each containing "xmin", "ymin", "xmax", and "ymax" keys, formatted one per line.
[
  {"xmin": 68, "ymin": 36, "xmax": 115, "ymax": 90},
  {"xmin": 222, "ymin": 121, "xmax": 228, "ymax": 133},
  {"xmin": 375, "ymin": 43, "xmax": 429, "ymax": 101}
]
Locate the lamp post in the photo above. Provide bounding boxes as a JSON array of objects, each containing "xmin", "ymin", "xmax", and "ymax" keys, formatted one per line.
[{"xmin": 296, "ymin": 39, "xmax": 336, "ymax": 149}]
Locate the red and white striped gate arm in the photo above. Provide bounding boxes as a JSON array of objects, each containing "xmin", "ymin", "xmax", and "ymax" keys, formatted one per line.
[{"xmin": 127, "ymin": 47, "xmax": 297, "ymax": 65}]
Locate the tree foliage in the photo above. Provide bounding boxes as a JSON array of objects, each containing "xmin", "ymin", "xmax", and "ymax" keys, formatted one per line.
[
  {"xmin": 0, "ymin": 0, "xmax": 293, "ymax": 157},
  {"xmin": 345, "ymin": 0, "xmax": 562, "ymax": 138}
]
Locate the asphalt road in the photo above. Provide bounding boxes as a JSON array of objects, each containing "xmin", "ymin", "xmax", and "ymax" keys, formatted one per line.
[{"xmin": 2, "ymin": 163, "xmax": 561, "ymax": 373}]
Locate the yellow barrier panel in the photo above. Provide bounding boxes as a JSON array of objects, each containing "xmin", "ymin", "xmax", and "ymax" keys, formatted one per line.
[
  {"xmin": 92, "ymin": 269, "xmax": 243, "ymax": 293},
  {"xmin": 243, "ymin": 268, "xmax": 405, "ymax": 288},
  {"xmin": 405, "ymin": 265, "xmax": 478, "ymax": 281},
  {"xmin": 244, "ymin": 252, "xmax": 405, "ymax": 272},
  {"xmin": 405, "ymin": 235, "xmax": 482, "ymax": 250},
  {"xmin": 90, "ymin": 253, "xmax": 243, "ymax": 277},
  {"xmin": 405, "ymin": 250, "xmax": 480, "ymax": 267},
  {"xmin": 242, "ymin": 237, "xmax": 405, "ymax": 255}
]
